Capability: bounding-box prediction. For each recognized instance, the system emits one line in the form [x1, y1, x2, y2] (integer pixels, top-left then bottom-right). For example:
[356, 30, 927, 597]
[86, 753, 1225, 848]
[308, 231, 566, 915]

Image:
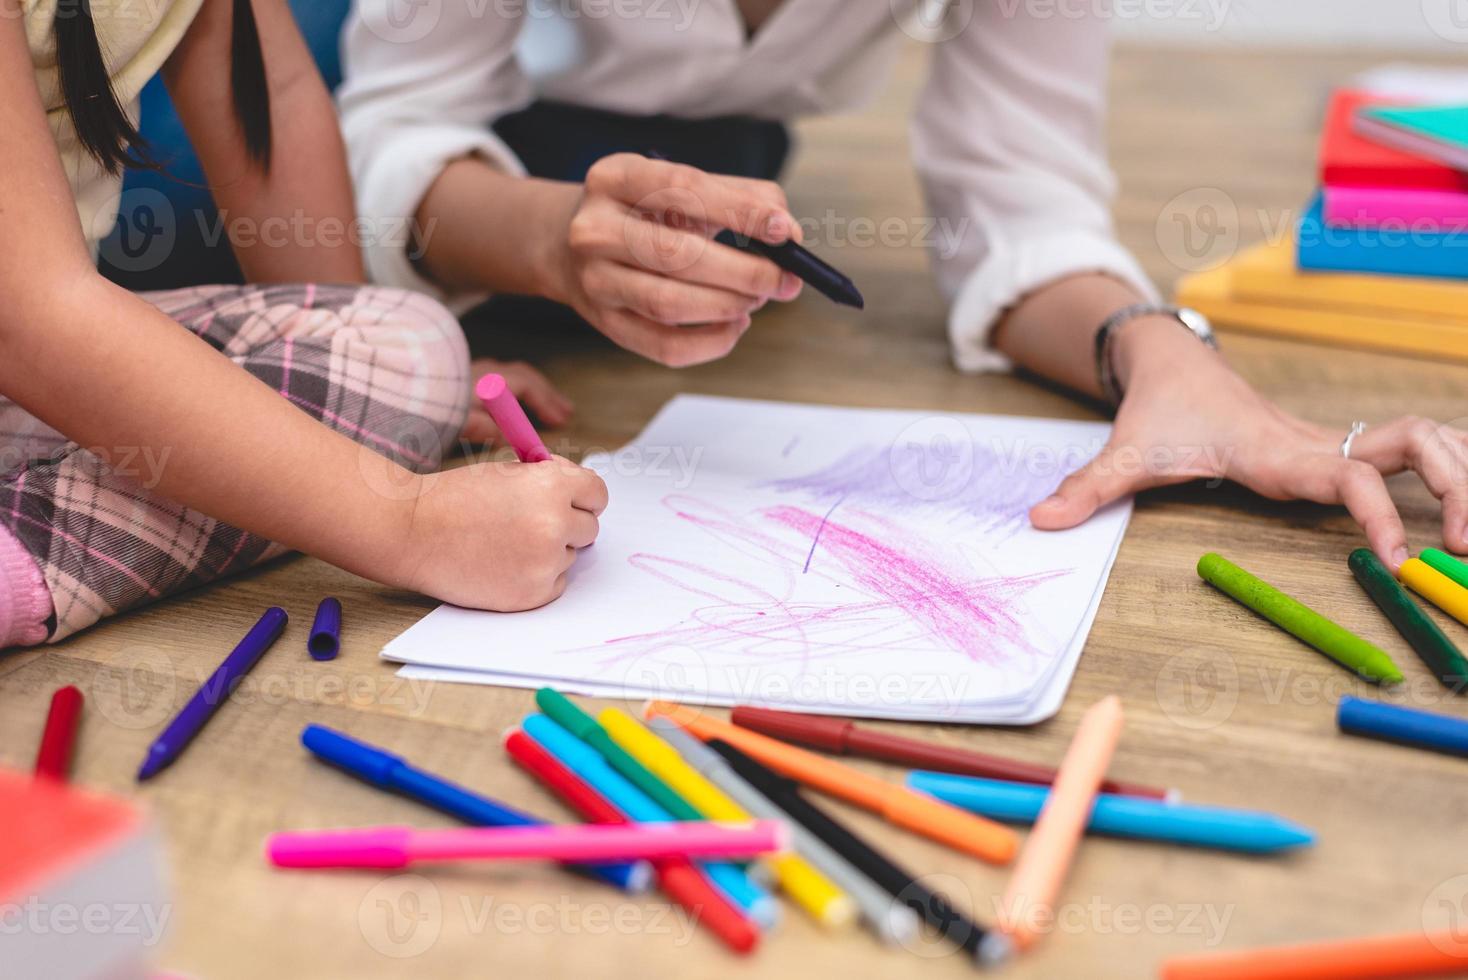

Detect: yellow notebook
[1229, 238, 1468, 326]
[1177, 261, 1468, 363]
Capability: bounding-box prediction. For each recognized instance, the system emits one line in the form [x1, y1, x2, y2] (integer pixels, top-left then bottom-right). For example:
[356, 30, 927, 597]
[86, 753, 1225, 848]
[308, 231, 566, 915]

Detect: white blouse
[338, 0, 1157, 371]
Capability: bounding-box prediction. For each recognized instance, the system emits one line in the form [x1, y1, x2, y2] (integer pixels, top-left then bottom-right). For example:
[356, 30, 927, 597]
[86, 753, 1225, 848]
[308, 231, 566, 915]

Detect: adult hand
[1030, 318, 1468, 570]
[544, 153, 804, 367]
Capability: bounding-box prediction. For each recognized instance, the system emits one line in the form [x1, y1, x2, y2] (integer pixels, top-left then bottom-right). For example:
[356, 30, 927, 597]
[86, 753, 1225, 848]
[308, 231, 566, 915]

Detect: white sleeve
[337, 0, 532, 308]
[910, 4, 1158, 373]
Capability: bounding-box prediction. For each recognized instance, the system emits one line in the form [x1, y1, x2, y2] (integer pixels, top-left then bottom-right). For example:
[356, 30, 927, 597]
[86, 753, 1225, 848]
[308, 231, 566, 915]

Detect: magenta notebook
[1323, 184, 1468, 229]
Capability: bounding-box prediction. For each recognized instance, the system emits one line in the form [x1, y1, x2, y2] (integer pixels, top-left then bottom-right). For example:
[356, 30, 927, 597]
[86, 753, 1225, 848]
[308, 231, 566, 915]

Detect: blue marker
[1338, 696, 1468, 758]
[522, 714, 779, 928]
[907, 771, 1315, 853]
[300, 725, 649, 892]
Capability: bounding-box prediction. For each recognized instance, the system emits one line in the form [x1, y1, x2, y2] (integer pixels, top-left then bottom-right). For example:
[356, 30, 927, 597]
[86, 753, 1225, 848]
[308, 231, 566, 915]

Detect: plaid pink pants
[0, 284, 470, 641]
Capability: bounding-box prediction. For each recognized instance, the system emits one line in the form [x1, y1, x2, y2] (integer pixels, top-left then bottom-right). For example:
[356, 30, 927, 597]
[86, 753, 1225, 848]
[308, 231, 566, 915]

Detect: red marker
[475, 374, 551, 463]
[730, 706, 1173, 802]
[503, 729, 759, 954]
[35, 686, 83, 782]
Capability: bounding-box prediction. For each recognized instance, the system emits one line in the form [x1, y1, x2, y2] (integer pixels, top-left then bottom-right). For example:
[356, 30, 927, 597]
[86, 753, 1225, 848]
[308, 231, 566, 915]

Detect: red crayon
[34, 686, 83, 782]
[730, 706, 1172, 802]
[503, 729, 759, 955]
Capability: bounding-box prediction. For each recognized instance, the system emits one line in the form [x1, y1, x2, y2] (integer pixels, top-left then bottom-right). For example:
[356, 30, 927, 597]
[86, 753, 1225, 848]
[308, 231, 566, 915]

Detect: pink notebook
[1324, 184, 1468, 229]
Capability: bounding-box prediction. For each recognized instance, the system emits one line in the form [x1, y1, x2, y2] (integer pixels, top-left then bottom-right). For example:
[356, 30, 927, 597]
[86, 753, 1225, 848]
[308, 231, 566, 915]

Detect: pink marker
[267, 820, 786, 870]
[476, 373, 551, 462]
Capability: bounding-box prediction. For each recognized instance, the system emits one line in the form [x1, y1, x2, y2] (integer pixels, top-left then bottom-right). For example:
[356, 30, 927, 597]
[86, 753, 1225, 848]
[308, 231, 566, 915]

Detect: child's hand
[397, 456, 608, 611]
[1029, 318, 1468, 571]
[462, 359, 574, 446]
[545, 153, 804, 367]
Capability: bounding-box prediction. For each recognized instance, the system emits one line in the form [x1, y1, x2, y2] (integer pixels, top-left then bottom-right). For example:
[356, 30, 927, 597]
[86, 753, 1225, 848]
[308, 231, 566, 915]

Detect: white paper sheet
[385, 396, 1132, 725]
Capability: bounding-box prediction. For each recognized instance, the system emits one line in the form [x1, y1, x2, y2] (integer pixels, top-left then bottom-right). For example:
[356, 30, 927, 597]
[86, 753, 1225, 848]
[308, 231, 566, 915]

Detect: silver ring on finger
[1341, 421, 1368, 460]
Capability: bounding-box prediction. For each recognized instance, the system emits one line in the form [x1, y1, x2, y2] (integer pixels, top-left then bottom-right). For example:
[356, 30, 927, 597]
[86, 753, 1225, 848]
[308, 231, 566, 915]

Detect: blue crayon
[301, 725, 649, 892]
[522, 714, 778, 928]
[1338, 696, 1468, 758]
[907, 771, 1315, 853]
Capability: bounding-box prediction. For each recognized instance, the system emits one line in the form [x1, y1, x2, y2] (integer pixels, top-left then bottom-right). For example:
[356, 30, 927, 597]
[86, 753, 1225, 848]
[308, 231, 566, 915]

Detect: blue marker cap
[308, 598, 343, 661]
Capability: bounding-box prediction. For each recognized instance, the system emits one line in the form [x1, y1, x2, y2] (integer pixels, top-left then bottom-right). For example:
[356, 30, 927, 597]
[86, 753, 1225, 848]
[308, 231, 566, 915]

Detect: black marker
[706, 738, 1011, 967]
[646, 151, 864, 309]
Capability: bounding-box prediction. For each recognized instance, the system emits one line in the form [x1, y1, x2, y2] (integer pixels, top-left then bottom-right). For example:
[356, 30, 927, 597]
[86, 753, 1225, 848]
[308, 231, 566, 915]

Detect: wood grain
[4, 43, 1468, 979]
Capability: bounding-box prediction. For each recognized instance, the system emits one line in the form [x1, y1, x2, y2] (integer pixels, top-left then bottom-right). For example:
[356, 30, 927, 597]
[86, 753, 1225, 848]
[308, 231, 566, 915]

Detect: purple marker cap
[308, 598, 342, 661]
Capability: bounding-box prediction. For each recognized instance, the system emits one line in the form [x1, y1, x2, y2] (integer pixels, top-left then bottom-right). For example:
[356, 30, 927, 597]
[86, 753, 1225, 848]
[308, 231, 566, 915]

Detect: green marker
[534, 688, 694, 817]
[1197, 553, 1404, 685]
[1422, 548, 1468, 592]
[1349, 549, 1468, 692]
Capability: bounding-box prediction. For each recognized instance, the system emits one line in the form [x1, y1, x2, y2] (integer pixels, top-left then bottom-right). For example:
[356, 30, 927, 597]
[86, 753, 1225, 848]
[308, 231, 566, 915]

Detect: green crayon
[534, 688, 695, 817]
[1197, 552, 1403, 685]
[1422, 548, 1468, 592]
[1349, 549, 1468, 692]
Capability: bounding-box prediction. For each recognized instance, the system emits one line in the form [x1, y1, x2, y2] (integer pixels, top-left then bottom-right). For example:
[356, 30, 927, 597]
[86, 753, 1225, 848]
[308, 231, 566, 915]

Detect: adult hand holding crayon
[545, 153, 807, 367]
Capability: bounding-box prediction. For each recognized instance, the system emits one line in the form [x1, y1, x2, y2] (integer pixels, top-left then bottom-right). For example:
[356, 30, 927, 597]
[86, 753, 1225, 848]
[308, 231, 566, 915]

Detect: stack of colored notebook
[1178, 89, 1468, 362]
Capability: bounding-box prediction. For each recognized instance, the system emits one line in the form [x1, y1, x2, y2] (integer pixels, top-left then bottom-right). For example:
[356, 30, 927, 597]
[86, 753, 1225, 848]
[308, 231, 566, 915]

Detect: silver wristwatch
[1093, 304, 1217, 407]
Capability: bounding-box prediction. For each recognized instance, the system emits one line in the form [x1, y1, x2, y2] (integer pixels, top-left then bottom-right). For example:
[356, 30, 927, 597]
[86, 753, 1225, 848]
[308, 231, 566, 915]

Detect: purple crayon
[137, 607, 288, 780]
[308, 598, 342, 661]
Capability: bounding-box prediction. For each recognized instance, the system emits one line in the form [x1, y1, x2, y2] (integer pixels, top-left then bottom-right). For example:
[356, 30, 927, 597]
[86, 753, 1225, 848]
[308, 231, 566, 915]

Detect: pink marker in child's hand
[476, 373, 552, 462]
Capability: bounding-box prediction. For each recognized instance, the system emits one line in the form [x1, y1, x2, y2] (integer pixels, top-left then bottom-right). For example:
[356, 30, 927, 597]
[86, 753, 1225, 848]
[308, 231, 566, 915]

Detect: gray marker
[648, 716, 920, 945]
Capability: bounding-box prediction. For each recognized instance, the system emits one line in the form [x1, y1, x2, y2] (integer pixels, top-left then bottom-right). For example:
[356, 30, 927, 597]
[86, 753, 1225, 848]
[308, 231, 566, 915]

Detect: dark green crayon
[1422, 548, 1468, 592]
[1350, 549, 1468, 692]
[1197, 552, 1404, 684]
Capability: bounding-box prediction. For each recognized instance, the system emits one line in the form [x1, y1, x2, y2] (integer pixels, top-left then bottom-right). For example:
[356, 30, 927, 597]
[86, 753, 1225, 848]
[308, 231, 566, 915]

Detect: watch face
[1176, 307, 1217, 345]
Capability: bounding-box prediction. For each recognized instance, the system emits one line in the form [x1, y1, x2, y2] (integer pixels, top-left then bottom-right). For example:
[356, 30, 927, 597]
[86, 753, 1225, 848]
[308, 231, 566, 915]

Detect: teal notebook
[1356, 106, 1468, 171]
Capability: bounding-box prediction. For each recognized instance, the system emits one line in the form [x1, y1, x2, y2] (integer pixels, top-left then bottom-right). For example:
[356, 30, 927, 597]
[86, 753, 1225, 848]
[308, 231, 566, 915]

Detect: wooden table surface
[5, 44, 1468, 980]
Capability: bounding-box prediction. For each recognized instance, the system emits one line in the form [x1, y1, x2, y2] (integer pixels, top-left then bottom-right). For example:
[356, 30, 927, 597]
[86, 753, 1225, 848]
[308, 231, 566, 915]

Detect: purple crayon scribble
[762, 440, 1072, 535]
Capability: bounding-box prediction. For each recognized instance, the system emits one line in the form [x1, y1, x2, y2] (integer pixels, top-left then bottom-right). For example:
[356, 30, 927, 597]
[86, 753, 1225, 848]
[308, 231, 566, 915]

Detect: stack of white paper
[386, 396, 1132, 725]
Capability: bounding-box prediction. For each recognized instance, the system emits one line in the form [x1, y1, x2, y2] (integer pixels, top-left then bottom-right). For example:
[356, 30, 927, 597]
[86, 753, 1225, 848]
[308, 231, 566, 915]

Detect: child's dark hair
[54, 0, 272, 174]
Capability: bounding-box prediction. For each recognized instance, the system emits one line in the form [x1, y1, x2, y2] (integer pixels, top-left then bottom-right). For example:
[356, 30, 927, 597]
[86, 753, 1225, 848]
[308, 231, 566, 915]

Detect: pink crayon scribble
[585, 494, 1069, 673]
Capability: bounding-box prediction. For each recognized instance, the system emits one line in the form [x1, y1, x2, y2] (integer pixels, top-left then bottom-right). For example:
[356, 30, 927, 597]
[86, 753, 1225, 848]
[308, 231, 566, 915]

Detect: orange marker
[1161, 930, 1468, 980]
[999, 696, 1123, 949]
[645, 702, 1017, 865]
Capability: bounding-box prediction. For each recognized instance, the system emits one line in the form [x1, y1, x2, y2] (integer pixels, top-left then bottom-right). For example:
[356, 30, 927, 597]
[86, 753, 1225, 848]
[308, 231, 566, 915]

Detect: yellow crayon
[1401, 557, 1468, 628]
[598, 708, 855, 929]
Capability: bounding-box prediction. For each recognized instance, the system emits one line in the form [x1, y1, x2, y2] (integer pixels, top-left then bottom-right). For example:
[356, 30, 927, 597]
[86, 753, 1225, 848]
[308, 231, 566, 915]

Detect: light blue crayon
[907, 771, 1315, 854]
[521, 714, 779, 927]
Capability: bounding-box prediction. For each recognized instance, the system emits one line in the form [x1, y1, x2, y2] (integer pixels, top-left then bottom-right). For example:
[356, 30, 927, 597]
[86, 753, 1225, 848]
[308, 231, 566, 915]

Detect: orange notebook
[0, 769, 166, 980]
[1176, 255, 1468, 363]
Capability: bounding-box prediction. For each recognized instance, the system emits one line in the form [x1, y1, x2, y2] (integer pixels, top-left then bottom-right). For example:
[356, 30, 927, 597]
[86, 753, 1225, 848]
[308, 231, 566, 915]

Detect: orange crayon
[1000, 696, 1124, 949]
[1161, 930, 1468, 980]
[645, 701, 1017, 865]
